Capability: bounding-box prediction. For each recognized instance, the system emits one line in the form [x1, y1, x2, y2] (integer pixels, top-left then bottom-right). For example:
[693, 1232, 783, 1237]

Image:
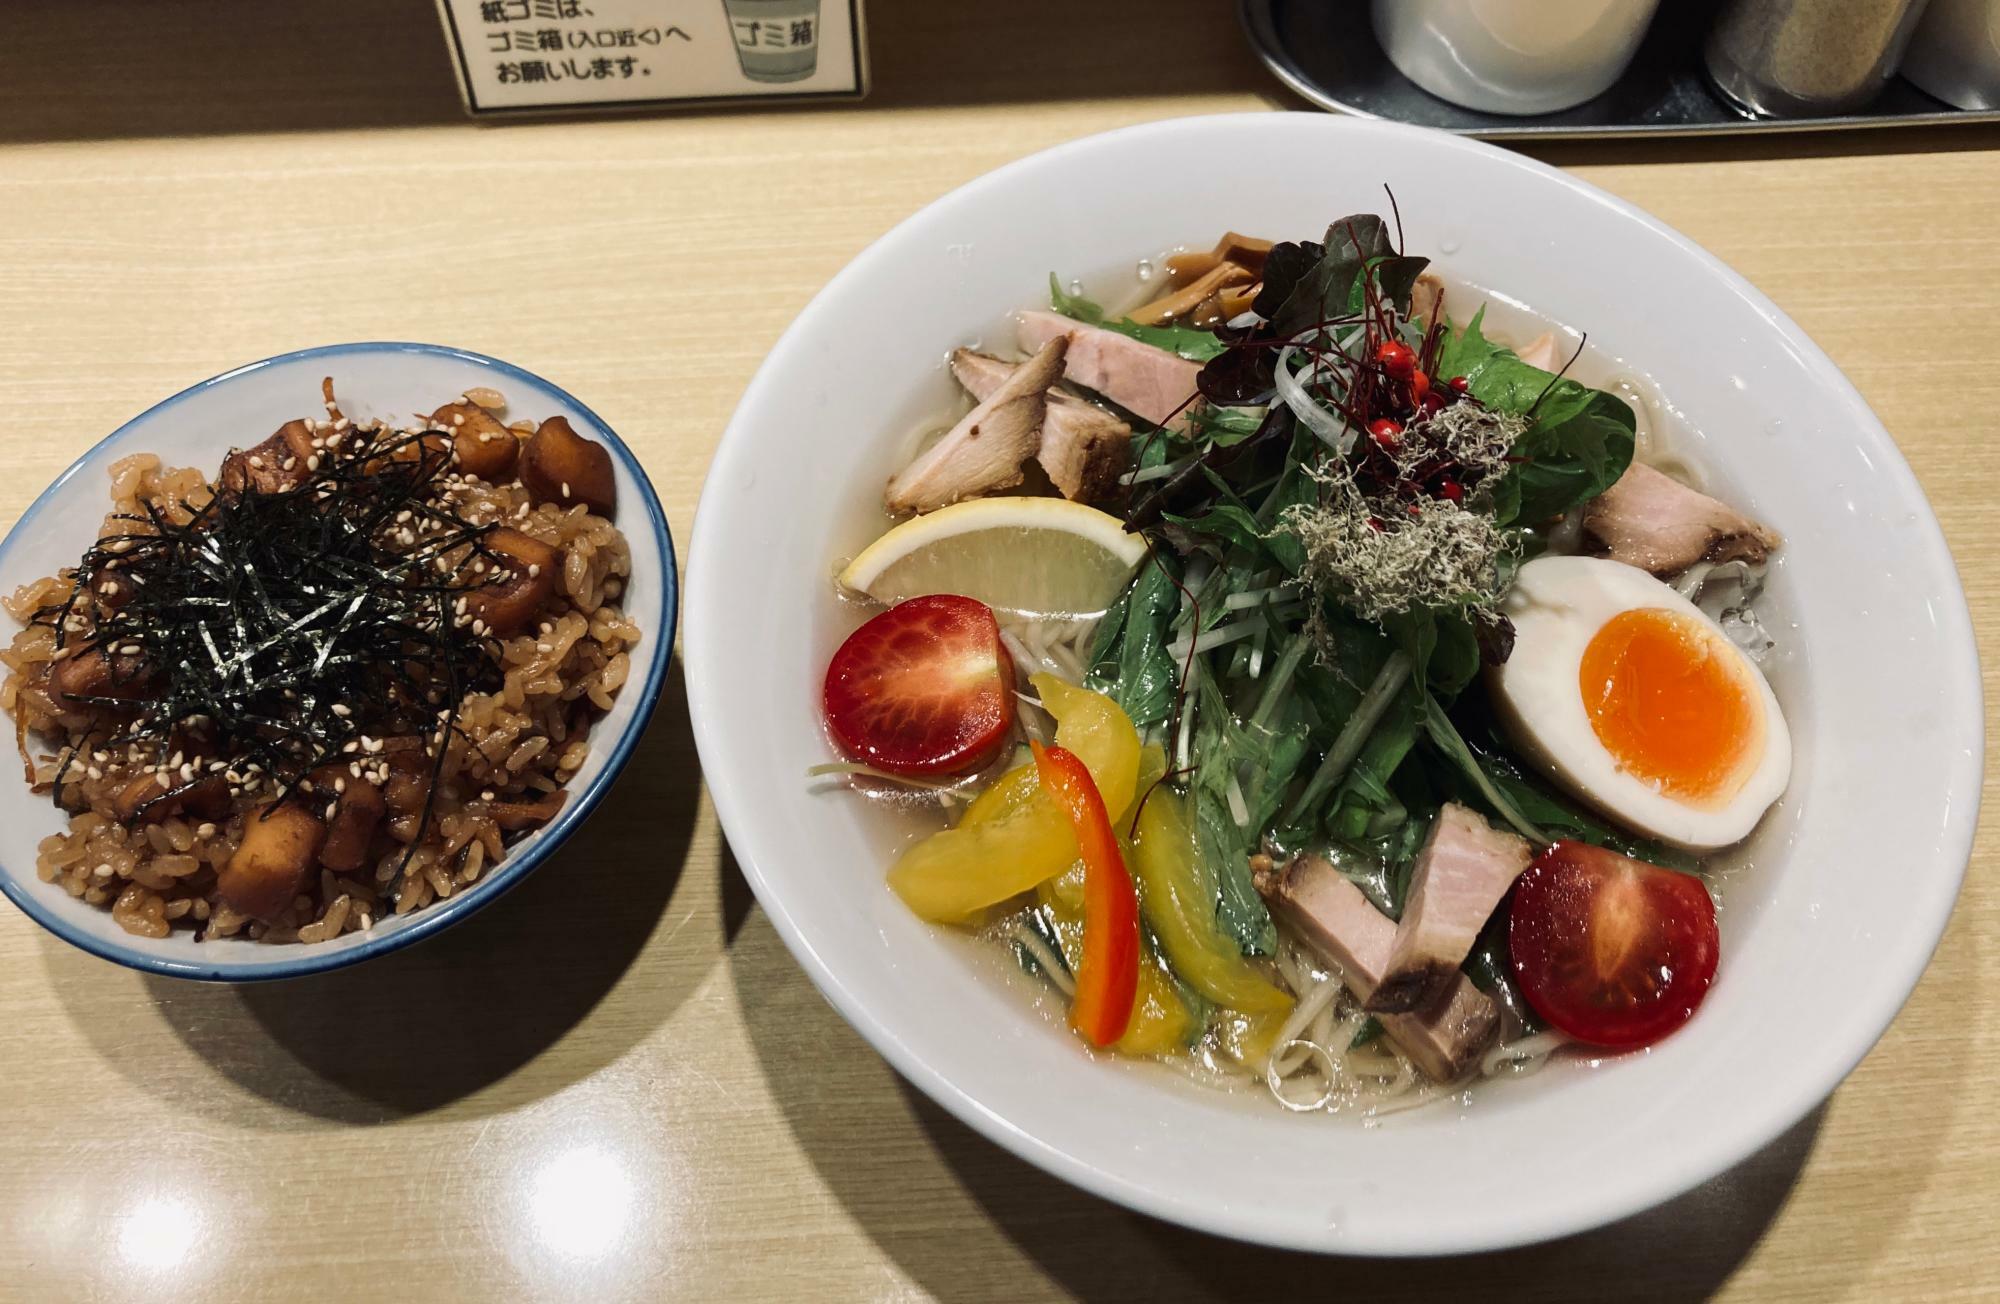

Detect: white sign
[435, 0, 865, 115]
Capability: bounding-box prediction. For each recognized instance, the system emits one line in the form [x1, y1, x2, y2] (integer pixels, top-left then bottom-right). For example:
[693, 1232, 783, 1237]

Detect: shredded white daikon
[1274, 344, 1353, 452]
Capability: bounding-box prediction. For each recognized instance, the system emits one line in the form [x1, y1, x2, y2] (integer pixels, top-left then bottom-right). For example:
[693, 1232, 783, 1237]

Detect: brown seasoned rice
[1, 398, 641, 945]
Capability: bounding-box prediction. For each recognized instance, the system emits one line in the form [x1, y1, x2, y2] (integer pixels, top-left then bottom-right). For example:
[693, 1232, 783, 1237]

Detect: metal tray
[1241, 0, 2000, 140]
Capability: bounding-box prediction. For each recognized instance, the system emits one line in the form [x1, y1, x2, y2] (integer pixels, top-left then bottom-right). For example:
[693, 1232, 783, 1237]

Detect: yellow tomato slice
[1039, 860, 1193, 1057]
[887, 674, 1139, 923]
[1129, 782, 1293, 1016]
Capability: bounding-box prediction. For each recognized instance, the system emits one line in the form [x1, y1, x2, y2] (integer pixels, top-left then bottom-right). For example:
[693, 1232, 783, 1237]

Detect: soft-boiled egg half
[1490, 555, 1790, 851]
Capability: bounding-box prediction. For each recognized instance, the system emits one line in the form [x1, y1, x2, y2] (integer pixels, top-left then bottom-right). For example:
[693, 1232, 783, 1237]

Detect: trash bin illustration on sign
[723, 0, 822, 82]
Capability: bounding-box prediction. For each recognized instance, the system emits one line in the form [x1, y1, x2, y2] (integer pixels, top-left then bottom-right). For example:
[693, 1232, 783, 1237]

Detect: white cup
[1372, 0, 1665, 116]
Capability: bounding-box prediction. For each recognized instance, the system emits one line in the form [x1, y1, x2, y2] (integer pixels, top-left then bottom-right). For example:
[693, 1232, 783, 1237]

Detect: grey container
[1705, 0, 1936, 115]
[1900, 0, 2000, 108]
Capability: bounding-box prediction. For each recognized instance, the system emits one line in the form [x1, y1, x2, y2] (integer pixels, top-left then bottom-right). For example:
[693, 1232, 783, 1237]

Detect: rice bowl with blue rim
[0, 343, 675, 982]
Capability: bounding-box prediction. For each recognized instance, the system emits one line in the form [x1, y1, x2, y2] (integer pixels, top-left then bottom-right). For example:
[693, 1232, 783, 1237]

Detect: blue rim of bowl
[0, 342, 678, 983]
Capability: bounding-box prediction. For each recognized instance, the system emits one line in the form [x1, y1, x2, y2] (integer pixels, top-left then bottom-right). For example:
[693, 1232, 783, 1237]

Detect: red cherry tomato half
[1508, 840, 1719, 1050]
[822, 594, 1016, 777]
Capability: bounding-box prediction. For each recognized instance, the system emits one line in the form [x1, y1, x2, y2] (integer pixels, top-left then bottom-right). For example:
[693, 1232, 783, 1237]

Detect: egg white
[1489, 555, 1791, 851]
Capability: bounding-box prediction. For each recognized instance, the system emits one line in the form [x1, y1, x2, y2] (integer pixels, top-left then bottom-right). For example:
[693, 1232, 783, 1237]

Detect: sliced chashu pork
[1411, 272, 1445, 327]
[884, 337, 1067, 514]
[1253, 852, 1499, 1081]
[949, 349, 1130, 503]
[1515, 331, 1562, 371]
[1580, 461, 1782, 578]
[1366, 803, 1534, 1015]
[1016, 310, 1201, 431]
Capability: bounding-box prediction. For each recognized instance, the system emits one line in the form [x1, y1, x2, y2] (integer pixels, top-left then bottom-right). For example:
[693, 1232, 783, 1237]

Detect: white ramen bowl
[685, 115, 1980, 1254]
[0, 344, 676, 982]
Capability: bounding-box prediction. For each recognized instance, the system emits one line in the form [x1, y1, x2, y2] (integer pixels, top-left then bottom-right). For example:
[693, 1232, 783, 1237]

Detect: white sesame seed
[196, 823, 217, 839]
[332, 703, 351, 717]
[93, 864, 113, 879]
[527, 564, 540, 577]
[560, 482, 570, 498]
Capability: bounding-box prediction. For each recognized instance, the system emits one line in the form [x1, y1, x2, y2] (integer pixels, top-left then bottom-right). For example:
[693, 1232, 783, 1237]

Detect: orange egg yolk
[1579, 607, 1761, 806]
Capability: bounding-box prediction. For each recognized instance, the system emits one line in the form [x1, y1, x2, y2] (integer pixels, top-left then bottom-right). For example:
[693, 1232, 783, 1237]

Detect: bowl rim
[686, 112, 1983, 1253]
[0, 341, 678, 983]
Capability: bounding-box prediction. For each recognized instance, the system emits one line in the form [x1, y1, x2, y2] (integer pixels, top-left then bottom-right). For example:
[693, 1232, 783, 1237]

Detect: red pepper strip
[1029, 739, 1140, 1048]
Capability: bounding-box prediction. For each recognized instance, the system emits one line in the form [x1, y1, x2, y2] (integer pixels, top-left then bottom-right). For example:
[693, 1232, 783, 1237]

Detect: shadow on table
[723, 855, 1960, 1304]
[0, 0, 467, 144]
[50, 661, 704, 1126]
[887, 1088, 1824, 1304]
[861, 0, 1273, 112]
[0, 0, 1276, 146]
[10, 0, 1994, 166]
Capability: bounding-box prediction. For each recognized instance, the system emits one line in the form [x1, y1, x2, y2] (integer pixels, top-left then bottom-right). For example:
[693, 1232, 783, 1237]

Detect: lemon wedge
[839, 498, 1150, 620]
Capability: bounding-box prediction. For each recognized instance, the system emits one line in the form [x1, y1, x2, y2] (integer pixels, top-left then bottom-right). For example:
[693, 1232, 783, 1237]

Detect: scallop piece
[520, 416, 616, 517]
[218, 803, 327, 922]
[465, 528, 562, 637]
[432, 402, 521, 482]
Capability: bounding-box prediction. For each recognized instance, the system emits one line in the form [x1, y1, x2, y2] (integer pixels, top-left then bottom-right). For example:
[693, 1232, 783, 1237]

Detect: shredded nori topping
[34, 414, 513, 867]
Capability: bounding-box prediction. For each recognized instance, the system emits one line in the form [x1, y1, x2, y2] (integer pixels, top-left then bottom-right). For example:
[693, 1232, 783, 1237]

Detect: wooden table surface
[2, 3, 1996, 1300]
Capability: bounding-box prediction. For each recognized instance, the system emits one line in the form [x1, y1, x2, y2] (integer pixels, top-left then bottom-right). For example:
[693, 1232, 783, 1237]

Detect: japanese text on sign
[435, 0, 864, 113]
